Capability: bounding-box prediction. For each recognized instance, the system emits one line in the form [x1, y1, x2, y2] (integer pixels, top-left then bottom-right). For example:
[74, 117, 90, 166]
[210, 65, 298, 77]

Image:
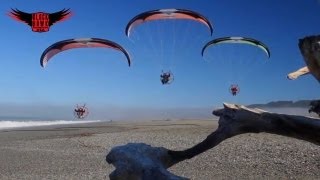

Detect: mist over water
[0, 105, 317, 130]
[256, 107, 318, 117]
[0, 120, 101, 130]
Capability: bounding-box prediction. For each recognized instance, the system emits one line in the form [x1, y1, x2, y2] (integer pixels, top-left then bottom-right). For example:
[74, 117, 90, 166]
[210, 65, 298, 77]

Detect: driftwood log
[106, 103, 320, 179]
[168, 103, 320, 163]
[309, 100, 320, 117]
[287, 35, 320, 116]
[106, 143, 188, 180]
[287, 35, 320, 82]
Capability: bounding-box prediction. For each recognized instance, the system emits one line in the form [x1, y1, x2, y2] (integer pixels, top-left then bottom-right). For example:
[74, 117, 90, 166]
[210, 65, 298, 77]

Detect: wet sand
[0, 119, 320, 180]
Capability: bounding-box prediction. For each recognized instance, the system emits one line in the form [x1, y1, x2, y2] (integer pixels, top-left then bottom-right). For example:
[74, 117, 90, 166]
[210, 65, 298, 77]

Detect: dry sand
[0, 119, 320, 180]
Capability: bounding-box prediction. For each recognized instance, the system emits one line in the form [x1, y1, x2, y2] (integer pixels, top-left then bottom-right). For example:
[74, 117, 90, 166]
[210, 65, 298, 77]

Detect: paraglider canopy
[40, 38, 131, 68]
[201, 36, 271, 58]
[125, 8, 213, 37]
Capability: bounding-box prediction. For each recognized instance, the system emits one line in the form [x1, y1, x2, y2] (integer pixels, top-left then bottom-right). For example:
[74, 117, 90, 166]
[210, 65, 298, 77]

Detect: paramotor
[74, 104, 89, 119]
[160, 71, 174, 85]
[229, 84, 240, 96]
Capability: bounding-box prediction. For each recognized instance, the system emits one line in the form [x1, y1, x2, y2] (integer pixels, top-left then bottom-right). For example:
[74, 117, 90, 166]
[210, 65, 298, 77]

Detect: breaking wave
[0, 120, 101, 130]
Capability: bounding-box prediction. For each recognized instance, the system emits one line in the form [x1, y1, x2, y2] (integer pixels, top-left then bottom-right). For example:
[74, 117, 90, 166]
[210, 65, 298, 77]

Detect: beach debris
[168, 103, 320, 165]
[309, 100, 320, 117]
[287, 66, 310, 80]
[106, 143, 188, 180]
[106, 103, 320, 179]
[287, 35, 320, 82]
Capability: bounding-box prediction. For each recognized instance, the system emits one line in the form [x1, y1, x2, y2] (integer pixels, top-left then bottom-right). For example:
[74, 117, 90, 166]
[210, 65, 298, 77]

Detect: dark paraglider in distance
[160, 70, 174, 85]
[229, 84, 240, 96]
[74, 104, 89, 119]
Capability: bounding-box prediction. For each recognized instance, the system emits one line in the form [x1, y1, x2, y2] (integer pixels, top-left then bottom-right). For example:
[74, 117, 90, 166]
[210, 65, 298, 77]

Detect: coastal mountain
[247, 100, 312, 108]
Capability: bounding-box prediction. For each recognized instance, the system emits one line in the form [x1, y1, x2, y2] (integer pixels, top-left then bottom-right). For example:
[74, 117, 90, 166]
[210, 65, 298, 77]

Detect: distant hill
[247, 100, 312, 108]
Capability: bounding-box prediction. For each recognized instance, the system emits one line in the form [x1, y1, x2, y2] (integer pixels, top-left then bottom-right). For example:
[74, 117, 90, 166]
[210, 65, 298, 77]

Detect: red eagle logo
[8, 8, 72, 32]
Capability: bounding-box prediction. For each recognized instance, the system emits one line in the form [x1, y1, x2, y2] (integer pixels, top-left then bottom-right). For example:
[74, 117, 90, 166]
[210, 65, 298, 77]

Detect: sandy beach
[0, 119, 320, 180]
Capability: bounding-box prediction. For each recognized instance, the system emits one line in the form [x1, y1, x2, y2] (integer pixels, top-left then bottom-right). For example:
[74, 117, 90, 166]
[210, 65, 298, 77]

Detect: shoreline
[0, 119, 319, 179]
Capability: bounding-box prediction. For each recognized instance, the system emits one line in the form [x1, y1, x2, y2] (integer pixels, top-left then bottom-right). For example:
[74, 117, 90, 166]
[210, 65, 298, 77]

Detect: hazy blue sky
[0, 0, 319, 119]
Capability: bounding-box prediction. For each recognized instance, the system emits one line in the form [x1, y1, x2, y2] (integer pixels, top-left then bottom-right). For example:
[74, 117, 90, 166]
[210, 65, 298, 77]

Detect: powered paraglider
[126, 8, 213, 85]
[160, 71, 174, 85]
[201, 36, 270, 96]
[229, 84, 240, 96]
[74, 104, 89, 119]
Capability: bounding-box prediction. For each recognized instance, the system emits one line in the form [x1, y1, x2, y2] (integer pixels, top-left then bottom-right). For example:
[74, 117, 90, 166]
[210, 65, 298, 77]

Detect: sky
[0, 0, 319, 120]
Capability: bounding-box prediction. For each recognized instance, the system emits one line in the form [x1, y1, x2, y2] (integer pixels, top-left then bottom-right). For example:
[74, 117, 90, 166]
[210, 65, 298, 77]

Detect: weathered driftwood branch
[106, 143, 188, 180]
[287, 66, 310, 80]
[287, 35, 320, 82]
[168, 103, 320, 164]
[287, 35, 320, 116]
[309, 100, 320, 117]
[106, 103, 320, 179]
